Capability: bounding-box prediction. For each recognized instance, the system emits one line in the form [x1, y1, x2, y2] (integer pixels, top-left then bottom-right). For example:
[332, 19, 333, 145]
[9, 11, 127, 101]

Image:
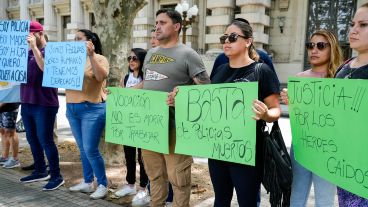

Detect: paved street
[0, 94, 339, 207]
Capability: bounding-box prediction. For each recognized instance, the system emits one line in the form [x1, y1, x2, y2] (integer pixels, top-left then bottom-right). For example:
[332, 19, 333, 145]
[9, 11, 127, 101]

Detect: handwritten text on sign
[288, 77, 368, 199]
[175, 83, 257, 165]
[0, 20, 29, 83]
[43, 42, 86, 90]
[105, 87, 169, 154]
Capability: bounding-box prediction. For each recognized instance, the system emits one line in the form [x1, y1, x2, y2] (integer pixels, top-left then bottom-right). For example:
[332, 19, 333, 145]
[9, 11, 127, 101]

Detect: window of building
[304, 0, 357, 69]
[36, 18, 44, 25]
[62, 15, 71, 41]
[161, 4, 176, 10]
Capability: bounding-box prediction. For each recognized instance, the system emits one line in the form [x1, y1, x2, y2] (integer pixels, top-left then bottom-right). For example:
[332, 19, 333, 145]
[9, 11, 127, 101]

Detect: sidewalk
[0, 168, 121, 207]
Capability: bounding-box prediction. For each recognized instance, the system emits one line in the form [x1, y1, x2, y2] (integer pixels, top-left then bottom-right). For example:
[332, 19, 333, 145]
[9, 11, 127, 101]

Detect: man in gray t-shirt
[142, 9, 210, 207]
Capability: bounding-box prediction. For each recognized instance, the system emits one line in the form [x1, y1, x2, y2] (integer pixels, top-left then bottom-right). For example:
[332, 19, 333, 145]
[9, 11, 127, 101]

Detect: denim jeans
[290, 146, 336, 207]
[21, 103, 61, 179]
[66, 102, 107, 187]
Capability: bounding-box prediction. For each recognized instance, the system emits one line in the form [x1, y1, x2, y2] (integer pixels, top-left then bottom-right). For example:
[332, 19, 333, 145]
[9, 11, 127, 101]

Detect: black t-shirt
[0, 103, 20, 113]
[211, 62, 280, 172]
[211, 62, 280, 101]
[335, 59, 368, 79]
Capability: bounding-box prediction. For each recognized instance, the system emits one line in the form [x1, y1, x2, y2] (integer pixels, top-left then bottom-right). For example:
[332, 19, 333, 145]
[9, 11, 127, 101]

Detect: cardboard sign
[175, 82, 258, 165]
[289, 77, 368, 199]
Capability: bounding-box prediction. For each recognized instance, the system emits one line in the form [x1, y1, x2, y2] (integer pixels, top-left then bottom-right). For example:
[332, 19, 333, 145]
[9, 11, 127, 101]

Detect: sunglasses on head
[220, 33, 247, 44]
[127, 56, 138, 61]
[305, 42, 330, 50]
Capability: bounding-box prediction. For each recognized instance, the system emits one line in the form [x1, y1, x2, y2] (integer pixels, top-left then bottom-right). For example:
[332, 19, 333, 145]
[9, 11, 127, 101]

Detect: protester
[208, 20, 280, 206]
[210, 18, 276, 80]
[0, 102, 20, 168]
[67, 29, 109, 199]
[142, 9, 210, 207]
[20, 33, 57, 172]
[19, 21, 64, 191]
[114, 48, 150, 206]
[333, 3, 368, 206]
[281, 29, 343, 206]
[150, 28, 159, 48]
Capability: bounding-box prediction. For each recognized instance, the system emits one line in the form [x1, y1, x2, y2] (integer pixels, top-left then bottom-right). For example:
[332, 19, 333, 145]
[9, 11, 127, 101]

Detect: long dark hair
[129, 48, 146, 79]
[78, 29, 103, 55]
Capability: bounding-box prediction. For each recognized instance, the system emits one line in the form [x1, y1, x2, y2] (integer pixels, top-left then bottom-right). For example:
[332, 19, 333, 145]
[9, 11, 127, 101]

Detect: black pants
[124, 146, 148, 188]
[208, 159, 260, 207]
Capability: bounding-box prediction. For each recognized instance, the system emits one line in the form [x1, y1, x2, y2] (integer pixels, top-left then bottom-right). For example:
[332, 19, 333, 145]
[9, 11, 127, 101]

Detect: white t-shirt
[125, 72, 143, 88]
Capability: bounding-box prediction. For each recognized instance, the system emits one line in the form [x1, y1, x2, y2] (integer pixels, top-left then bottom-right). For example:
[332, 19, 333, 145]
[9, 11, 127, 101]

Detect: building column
[0, 1, 8, 19]
[236, 0, 271, 48]
[132, 1, 155, 50]
[66, 0, 85, 40]
[44, 0, 57, 41]
[19, 0, 30, 20]
[205, 0, 234, 54]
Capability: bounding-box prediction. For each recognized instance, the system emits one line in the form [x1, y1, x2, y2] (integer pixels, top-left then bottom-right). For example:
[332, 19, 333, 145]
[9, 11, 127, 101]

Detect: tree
[91, 0, 147, 164]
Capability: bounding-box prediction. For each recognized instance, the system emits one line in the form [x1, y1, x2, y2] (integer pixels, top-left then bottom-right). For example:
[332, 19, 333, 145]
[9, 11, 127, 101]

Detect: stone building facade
[0, 0, 365, 83]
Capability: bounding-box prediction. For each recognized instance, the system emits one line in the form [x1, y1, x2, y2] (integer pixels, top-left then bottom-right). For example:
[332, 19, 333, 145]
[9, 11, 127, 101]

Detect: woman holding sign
[115, 48, 150, 206]
[333, 3, 368, 206]
[281, 30, 343, 207]
[66, 29, 109, 200]
[208, 20, 281, 206]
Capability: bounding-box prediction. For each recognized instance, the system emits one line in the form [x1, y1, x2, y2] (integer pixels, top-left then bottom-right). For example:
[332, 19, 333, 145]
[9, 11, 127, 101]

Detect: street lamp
[175, 0, 198, 44]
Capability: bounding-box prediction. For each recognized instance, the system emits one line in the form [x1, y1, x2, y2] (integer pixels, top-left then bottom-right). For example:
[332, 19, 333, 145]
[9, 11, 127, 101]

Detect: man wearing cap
[18, 21, 64, 191]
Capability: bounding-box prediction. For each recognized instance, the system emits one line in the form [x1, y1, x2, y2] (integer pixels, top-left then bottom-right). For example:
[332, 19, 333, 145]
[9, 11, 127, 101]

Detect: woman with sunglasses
[115, 48, 150, 206]
[210, 20, 280, 206]
[281, 30, 343, 206]
[333, 3, 368, 206]
[66, 29, 109, 199]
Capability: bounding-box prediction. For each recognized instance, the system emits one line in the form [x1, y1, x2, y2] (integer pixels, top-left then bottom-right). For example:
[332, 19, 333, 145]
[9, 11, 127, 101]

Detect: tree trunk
[92, 0, 147, 165]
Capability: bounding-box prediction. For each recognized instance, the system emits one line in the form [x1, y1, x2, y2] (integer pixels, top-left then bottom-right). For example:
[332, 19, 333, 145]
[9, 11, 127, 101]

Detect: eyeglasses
[305, 42, 330, 50]
[127, 56, 138, 61]
[220, 33, 247, 44]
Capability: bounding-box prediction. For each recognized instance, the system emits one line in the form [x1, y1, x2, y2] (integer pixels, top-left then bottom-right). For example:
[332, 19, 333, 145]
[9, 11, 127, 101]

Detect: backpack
[254, 63, 292, 207]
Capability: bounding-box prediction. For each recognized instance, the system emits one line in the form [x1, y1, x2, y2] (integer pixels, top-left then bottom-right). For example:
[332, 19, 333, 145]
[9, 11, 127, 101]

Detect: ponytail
[249, 44, 259, 61]
[78, 29, 103, 55]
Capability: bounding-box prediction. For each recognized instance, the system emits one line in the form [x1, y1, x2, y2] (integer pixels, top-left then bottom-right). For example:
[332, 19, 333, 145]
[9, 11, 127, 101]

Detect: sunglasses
[220, 33, 247, 44]
[127, 56, 138, 61]
[305, 42, 330, 50]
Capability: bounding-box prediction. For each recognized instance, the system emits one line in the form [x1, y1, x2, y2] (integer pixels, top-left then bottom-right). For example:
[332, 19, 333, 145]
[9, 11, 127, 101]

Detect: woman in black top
[210, 20, 281, 207]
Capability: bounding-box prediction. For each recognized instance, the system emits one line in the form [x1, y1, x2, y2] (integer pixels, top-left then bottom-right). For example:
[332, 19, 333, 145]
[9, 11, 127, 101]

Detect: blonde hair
[310, 30, 343, 78]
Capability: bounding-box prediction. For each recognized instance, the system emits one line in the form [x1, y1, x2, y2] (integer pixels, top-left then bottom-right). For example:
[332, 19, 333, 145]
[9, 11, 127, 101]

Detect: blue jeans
[21, 103, 61, 179]
[66, 102, 107, 187]
[290, 147, 336, 207]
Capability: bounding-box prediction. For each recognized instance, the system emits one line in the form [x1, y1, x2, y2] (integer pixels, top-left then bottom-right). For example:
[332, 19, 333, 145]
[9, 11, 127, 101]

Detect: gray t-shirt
[143, 44, 206, 92]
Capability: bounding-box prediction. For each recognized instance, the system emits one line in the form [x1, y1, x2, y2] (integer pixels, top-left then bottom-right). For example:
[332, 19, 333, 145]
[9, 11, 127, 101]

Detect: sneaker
[3, 157, 20, 168]
[0, 157, 8, 164]
[90, 184, 108, 199]
[115, 184, 137, 197]
[21, 163, 35, 171]
[43, 177, 65, 191]
[20, 172, 50, 183]
[69, 181, 94, 193]
[132, 190, 150, 206]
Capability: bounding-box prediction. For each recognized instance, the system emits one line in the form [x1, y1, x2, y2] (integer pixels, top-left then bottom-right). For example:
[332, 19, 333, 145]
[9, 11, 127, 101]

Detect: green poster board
[175, 82, 258, 165]
[289, 77, 368, 199]
[105, 87, 169, 154]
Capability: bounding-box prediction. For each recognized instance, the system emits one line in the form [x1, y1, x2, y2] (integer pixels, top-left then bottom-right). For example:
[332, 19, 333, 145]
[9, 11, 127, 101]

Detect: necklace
[344, 66, 359, 79]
